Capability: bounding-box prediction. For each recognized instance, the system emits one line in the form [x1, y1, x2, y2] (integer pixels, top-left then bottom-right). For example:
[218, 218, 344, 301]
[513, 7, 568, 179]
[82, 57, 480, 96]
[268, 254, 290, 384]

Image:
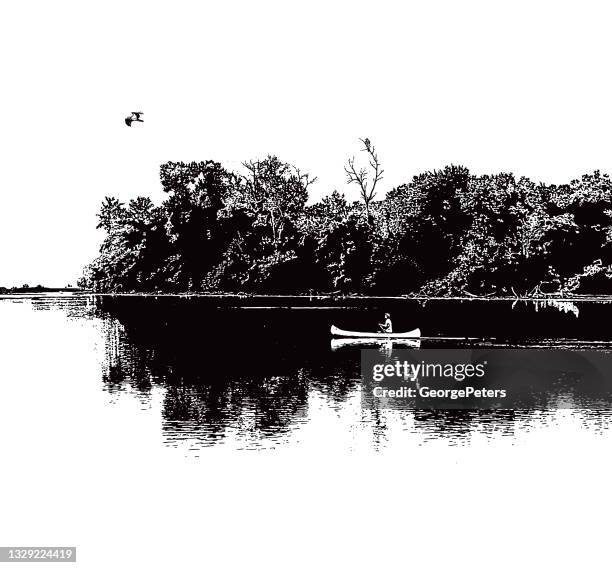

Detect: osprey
[125, 112, 144, 127]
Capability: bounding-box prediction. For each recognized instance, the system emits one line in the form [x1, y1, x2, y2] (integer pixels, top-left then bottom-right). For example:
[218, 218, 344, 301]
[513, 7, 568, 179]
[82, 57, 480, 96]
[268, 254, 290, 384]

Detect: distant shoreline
[3, 290, 612, 302]
[0, 287, 85, 294]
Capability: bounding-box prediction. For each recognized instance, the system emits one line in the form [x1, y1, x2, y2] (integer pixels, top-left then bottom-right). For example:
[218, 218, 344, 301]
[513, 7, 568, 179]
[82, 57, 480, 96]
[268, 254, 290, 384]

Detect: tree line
[80, 140, 612, 296]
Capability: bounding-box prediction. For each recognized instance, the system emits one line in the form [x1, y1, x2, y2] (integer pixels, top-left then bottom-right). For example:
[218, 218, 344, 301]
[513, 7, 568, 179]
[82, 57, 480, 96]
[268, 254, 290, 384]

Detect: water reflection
[97, 308, 360, 449]
[330, 338, 421, 351]
[92, 296, 612, 449]
[9, 294, 612, 451]
[512, 298, 580, 317]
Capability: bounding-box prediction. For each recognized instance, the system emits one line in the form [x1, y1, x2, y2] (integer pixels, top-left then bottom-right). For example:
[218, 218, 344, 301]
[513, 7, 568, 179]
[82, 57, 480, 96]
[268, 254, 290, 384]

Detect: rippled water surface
[2, 293, 612, 453]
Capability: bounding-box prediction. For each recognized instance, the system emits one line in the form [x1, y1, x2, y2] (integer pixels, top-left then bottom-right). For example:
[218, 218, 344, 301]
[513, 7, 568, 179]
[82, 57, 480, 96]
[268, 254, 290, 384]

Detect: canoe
[331, 338, 421, 350]
[330, 325, 421, 339]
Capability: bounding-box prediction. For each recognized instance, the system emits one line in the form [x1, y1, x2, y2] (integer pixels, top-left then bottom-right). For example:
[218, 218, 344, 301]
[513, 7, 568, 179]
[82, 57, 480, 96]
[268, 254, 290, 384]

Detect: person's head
[384, 313, 390, 319]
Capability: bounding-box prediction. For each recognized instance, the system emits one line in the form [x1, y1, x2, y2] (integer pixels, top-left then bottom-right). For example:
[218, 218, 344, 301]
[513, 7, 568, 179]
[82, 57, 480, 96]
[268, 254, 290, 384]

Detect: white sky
[2, 0, 612, 286]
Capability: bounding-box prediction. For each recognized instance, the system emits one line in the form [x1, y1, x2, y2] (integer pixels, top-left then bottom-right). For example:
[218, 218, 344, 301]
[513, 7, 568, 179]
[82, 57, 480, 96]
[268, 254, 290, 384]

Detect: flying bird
[125, 111, 144, 127]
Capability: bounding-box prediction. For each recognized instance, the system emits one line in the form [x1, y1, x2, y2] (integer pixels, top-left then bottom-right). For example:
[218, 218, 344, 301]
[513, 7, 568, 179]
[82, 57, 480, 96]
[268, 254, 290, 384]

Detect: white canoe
[330, 325, 421, 339]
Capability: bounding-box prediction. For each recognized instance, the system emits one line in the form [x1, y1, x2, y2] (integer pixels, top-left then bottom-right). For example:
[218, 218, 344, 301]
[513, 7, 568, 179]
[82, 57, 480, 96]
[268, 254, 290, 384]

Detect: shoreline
[2, 291, 612, 302]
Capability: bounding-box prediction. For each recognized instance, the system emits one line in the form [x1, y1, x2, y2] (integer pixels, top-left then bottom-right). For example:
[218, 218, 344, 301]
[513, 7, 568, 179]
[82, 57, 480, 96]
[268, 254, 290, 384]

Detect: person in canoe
[378, 313, 392, 333]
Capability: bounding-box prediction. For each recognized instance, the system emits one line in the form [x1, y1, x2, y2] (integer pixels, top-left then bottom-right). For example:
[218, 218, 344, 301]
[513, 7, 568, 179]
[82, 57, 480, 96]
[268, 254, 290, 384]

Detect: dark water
[5, 293, 612, 451]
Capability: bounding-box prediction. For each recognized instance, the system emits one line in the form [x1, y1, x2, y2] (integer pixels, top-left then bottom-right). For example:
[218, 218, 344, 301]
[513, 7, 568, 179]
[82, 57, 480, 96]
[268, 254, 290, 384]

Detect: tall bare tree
[344, 137, 384, 219]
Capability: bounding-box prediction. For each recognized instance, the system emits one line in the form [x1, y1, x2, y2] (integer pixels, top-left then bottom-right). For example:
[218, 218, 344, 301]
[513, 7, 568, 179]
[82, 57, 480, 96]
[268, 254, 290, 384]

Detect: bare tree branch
[293, 166, 318, 191]
[345, 138, 384, 219]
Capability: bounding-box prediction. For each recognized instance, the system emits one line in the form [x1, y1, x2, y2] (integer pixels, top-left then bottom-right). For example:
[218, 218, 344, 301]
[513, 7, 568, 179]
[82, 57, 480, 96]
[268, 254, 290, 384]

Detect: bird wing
[133, 112, 143, 118]
[125, 118, 132, 126]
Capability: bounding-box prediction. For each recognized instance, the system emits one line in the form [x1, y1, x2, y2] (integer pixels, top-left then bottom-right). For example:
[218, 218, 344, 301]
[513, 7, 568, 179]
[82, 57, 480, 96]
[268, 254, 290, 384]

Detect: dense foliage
[81, 156, 612, 296]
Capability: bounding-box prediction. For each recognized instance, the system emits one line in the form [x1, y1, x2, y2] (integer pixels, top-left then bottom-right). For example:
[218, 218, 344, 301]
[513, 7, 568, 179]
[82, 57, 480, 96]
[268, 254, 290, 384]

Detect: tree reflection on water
[94, 296, 612, 449]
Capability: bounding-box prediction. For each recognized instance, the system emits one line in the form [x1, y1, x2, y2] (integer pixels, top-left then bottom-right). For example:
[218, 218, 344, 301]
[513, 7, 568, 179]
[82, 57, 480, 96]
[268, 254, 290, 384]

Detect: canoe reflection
[330, 338, 421, 351]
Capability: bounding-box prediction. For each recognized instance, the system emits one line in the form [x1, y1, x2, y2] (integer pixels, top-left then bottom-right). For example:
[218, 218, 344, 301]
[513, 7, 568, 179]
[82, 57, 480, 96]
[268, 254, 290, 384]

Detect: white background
[2, 2, 612, 566]
[2, 0, 612, 286]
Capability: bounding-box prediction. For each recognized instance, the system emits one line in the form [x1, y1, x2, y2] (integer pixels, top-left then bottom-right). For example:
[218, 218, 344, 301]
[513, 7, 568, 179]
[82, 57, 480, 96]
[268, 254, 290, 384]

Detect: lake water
[2, 293, 612, 453]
